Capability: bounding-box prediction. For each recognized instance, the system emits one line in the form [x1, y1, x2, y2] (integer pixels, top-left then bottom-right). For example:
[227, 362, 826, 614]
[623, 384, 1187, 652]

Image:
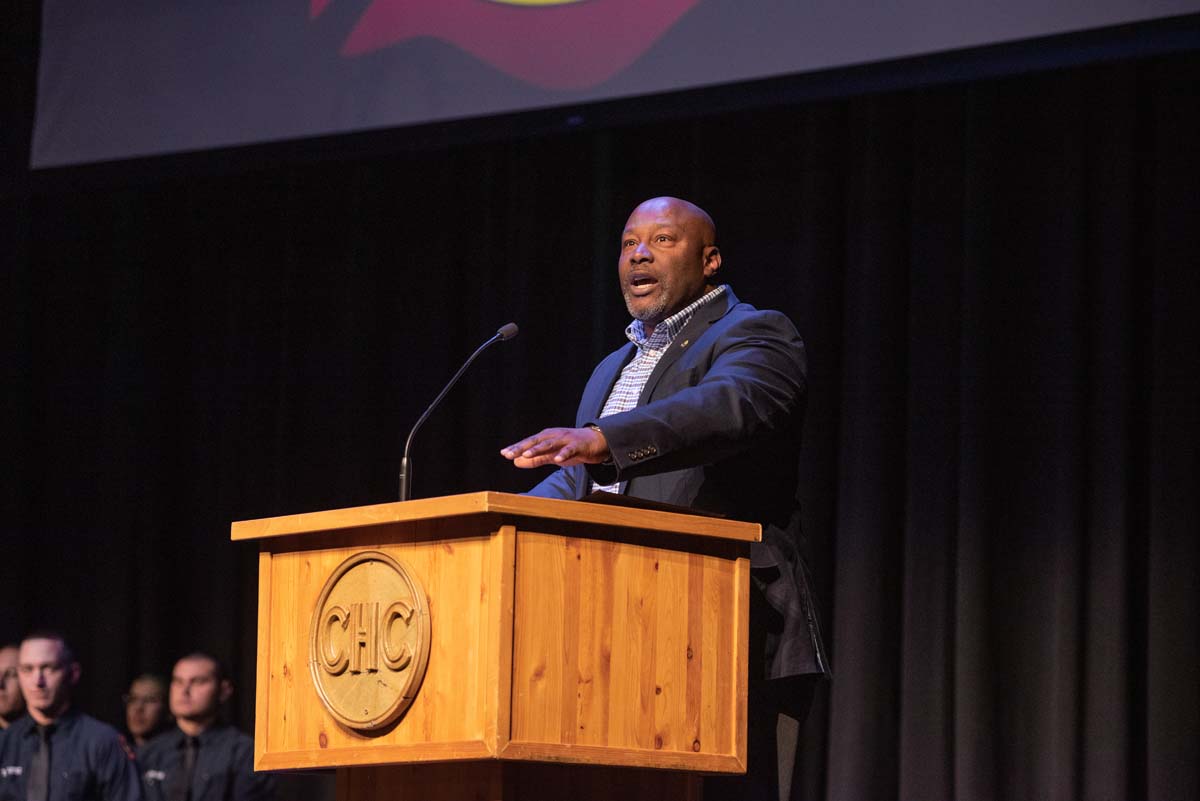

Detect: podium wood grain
[238, 492, 753, 784]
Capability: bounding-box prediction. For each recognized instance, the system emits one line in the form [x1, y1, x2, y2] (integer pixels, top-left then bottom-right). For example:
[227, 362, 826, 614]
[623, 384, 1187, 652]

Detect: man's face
[0, 647, 24, 722]
[17, 638, 79, 723]
[125, 677, 167, 739]
[169, 657, 227, 722]
[618, 197, 720, 329]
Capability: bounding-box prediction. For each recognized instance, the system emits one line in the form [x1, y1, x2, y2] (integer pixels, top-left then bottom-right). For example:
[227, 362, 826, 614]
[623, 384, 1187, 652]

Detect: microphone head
[497, 322, 519, 341]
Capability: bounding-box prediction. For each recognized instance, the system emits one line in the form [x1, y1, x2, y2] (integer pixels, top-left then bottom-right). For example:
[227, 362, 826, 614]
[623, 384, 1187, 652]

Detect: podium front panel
[254, 518, 515, 770]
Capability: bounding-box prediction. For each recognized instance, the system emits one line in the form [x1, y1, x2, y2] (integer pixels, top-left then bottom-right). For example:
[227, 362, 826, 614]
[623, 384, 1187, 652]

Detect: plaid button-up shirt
[591, 284, 728, 493]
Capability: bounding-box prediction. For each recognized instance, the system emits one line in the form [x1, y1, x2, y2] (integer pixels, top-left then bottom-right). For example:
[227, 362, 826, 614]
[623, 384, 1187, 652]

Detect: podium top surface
[230, 491, 760, 544]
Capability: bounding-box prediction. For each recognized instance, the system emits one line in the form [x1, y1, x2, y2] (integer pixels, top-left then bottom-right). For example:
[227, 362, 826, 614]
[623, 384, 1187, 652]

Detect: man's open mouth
[628, 275, 658, 296]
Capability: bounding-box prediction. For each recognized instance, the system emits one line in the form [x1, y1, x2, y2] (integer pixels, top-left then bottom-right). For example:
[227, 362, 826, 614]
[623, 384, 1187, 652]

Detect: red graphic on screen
[311, 0, 700, 90]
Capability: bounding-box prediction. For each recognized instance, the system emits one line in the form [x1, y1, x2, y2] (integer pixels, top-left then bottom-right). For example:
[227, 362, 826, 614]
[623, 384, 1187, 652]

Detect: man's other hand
[500, 426, 610, 468]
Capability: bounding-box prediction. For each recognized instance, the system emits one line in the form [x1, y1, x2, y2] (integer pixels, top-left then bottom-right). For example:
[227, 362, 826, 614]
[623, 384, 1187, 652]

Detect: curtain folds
[4, 34, 1197, 800]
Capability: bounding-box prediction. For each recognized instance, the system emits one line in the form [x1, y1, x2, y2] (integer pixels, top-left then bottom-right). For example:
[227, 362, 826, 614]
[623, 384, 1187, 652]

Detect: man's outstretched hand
[500, 426, 610, 469]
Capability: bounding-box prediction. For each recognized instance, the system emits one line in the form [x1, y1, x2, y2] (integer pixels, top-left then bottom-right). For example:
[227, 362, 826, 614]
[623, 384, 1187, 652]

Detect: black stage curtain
[2, 12, 1197, 799]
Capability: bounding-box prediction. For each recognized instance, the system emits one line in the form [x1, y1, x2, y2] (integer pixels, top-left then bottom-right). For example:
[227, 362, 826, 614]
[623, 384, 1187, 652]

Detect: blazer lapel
[638, 288, 737, 404]
[574, 342, 635, 500]
[582, 342, 636, 420]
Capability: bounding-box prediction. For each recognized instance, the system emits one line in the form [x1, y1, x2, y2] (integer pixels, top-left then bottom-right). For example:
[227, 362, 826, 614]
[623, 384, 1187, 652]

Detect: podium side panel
[255, 550, 272, 770]
[510, 528, 747, 772]
[733, 548, 749, 770]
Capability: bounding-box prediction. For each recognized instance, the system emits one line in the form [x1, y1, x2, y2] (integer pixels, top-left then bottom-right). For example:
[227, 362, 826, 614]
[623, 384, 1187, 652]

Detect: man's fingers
[521, 435, 563, 457]
[512, 452, 561, 469]
[502, 426, 606, 468]
[501, 429, 566, 460]
[501, 432, 549, 458]
[500, 441, 526, 459]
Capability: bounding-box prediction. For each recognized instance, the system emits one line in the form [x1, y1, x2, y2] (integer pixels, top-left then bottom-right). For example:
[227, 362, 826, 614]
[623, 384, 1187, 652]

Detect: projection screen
[31, 0, 1200, 167]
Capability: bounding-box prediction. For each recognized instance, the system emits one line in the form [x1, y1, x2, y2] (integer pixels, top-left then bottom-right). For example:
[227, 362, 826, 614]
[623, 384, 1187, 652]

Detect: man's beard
[622, 284, 671, 322]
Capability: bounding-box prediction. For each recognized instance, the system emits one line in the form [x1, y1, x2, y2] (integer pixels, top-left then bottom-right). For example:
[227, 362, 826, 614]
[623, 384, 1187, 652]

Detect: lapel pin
[680, 339, 689, 348]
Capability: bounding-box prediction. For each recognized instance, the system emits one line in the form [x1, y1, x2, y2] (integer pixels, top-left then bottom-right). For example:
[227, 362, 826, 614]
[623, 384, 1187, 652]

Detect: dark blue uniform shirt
[137, 725, 272, 801]
[0, 710, 143, 801]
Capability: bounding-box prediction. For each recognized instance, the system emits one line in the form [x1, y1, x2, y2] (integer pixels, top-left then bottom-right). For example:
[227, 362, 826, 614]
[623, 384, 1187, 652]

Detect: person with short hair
[0, 645, 25, 730]
[137, 653, 273, 801]
[123, 674, 170, 748]
[502, 197, 828, 801]
[0, 631, 143, 801]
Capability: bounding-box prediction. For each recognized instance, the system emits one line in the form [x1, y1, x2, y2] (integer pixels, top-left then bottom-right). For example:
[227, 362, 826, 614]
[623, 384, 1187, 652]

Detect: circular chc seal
[308, 551, 431, 731]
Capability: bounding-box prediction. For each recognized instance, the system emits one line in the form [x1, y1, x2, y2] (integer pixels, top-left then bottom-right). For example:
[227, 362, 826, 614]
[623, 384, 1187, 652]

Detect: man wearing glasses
[122, 675, 170, 749]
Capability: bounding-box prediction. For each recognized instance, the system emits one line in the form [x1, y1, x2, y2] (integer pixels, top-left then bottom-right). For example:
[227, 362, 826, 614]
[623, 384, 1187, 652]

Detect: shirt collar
[626, 284, 727, 349]
[172, 723, 226, 748]
[20, 708, 79, 738]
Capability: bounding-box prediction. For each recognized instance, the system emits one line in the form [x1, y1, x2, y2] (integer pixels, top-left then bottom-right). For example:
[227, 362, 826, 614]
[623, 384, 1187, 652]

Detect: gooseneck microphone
[398, 323, 519, 501]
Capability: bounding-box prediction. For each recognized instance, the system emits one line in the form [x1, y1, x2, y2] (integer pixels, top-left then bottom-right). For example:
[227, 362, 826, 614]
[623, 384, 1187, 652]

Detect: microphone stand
[399, 324, 518, 501]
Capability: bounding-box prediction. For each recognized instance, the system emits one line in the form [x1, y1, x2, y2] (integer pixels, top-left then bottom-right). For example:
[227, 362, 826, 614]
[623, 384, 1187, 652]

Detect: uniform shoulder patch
[117, 734, 136, 761]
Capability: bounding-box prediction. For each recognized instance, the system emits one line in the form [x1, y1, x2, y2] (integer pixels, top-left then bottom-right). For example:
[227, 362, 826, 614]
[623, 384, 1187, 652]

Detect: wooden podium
[231, 492, 758, 800]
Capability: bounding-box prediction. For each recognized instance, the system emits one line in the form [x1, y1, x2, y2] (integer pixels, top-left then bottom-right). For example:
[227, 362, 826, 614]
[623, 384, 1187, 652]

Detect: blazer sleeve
[585, 309, 806, 485]
[526, 465, 581, 499]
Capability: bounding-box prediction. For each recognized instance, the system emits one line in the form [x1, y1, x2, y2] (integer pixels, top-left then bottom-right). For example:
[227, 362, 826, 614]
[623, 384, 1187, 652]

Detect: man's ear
[68, 662, 82, 688]
[703, 245, 722, 279]
[218, 679, 234, 704]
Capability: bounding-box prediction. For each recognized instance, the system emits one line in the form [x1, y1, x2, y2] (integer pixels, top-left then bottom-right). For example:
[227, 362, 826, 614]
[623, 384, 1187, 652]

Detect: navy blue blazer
[530, 288, 828, 679]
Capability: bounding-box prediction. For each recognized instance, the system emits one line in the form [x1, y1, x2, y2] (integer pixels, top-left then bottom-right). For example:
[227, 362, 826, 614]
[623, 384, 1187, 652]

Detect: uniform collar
[170, 722, 227, 748]
[18, 707, 80, 739]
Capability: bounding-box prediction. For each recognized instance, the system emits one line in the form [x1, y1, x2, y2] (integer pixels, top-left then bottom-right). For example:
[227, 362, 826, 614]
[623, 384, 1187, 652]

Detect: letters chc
[318, 600, 417, 675]
[308, 551, 431, 731]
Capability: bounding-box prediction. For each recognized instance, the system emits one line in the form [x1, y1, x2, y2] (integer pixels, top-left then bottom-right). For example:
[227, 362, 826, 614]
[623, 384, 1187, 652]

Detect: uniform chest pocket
[0, 770, 24, 801]
[194, 770, 226, 801]
[60, 769, 91, 801]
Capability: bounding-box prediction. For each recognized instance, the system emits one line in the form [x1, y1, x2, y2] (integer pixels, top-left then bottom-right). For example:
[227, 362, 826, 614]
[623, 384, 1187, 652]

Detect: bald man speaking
[502, 197, 828, 801]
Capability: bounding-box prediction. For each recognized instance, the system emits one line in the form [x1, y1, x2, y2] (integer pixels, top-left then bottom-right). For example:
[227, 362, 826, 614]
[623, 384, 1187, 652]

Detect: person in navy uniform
[121, 675, 169, 750]
[0, 645, 25, 731]
[137, 653, 272, 801]
[0, 631, 143, 801]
